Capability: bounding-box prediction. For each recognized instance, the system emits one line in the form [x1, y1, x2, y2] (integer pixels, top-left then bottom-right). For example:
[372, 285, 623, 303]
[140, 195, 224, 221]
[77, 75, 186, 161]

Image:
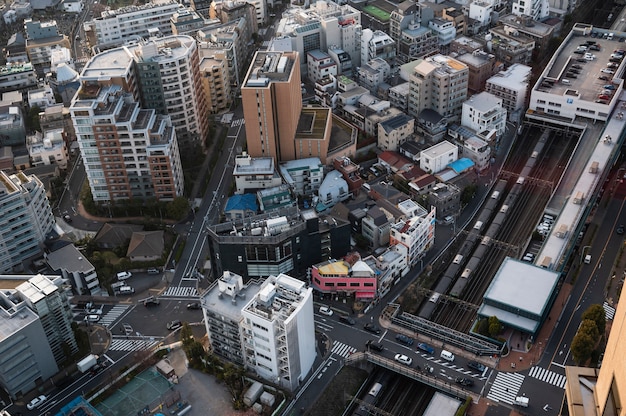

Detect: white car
[601, 68, 615, 74]
[319, 306, 333, 316]
[116, 271, 132, 280]
[27, 395, 47, 410]
[394, 354, 413, 366]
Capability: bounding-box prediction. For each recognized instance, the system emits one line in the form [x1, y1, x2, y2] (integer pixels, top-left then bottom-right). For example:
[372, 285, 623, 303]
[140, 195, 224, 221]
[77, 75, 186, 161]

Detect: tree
[461, 184, 478, 205]
[166, 197, 190, 220]
[571, 330, 595, 365]
[581, 304, 606, 337]
[27, 105, 42, 132]
[578, 319, 600, 342]
[488, 316, 502, 338]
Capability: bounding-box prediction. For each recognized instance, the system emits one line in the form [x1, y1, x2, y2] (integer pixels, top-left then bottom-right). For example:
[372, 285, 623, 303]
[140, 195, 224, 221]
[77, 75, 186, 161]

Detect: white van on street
[440, 350, 455, 362]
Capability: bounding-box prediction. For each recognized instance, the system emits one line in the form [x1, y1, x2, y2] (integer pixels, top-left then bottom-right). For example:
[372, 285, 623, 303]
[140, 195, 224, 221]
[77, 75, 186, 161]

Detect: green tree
[581, 304, 606, 337]
[488, 316, 502, 337]
[27, 105, 42, 132]
[166, 197, 190, 220]
[578, 319, 600, 342]
[571, 330, 595, 365]
[477, 318, 489, 336]
[461, 184, 478, 205]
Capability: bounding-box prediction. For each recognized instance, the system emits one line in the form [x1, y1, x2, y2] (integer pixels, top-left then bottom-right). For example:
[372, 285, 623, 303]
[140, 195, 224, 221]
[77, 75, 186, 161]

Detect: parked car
[319, 306, 333, 316]
[116, 271, 132, 280]
[27, 395, 47, 410]
[467, 361, 487, 372]
[167, 320, 182, 330]
[147, 267, 160, 274]
[364, 323, 381, 334]
[186, 302, 201, 310]
[598, 94, 610, 100]
[522, 253, 535, 262]
[601, 68, 615, 74]
[395, 334, 414, 346]
[62, 214, 72, 223]
[455, 377, 474, 387]
[394, 354, 413, 366]
[607, 63, 619, 69]
[604, 85, 616, 90]
[417, 342, 435, 355]
[366, 340, 384, 352]
[339, 315, 356, 325]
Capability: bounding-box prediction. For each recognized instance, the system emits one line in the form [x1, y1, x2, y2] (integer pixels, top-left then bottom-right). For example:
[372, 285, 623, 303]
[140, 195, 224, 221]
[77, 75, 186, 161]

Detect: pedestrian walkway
[528, 366, 567, 388]
[603, 301, 616, 320]
[486, 372, 525, 405]
[108, 337, 161, 352]
[99, 305, 130, 327]
[161, 286, 199, 298]
[331, 341, 357, 359]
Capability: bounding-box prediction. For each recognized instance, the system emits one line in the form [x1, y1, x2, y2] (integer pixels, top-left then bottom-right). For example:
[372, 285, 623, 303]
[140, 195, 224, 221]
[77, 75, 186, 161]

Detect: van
[118, 285, 135, 295]
[562, 79, 571, 85]
[440, 350, 455, 362]
[584, 254, 592, 264]
[608, 33, 614, 41]
[444, 215, 454, 224]
[147, 267, 160, 275]
[362, 183, 371, 192]
[117, 271, 132, 280]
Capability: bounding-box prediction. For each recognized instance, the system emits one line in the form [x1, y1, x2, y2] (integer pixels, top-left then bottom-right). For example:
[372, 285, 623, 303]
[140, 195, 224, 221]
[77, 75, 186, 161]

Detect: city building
[362, 206, 393, 249]
[357, 58, 391, 93]
[426, 182, 461, 220]
[461, 135, 491, 172]
[316, 170, 350, 212]
[461, 92, 507, 138]
[511, 0, 549, 21]
[378, 113, 414, 152]
[310, 256, 377, 299]
[0, 104, 26, 146]
[27, 86, 56, 110]
[70, 86, 184, 203]
[26, 129, 69, 169]
[0, 171, 55, 273]
[388, 82, 410, 113]
[85, 0, 183, 49]
[224, 194, 258, 220]
[257, 185, 295, 213]
[428, 18, 456, 46]
[389, 1, 437, 65]
[389, 203, 436, 266]
[279, 158, 324, 197]
[485, 64, 531, 121]
[468, 1, 493, 27]
[211, 1, 258, 34]
[487, 27, 535, 66]
[420, 140, 458, 174]
[242, 51, 302, 161]
[16, 274, 78, 364]
[408, 55, 469, 121]
[332, 156, 362, 196]
[207, 207, 350, 280]
[76, 35, 209, 147]
[46, 243, 100, 295]
[362, 245, 408, 297]
[0, 279, 58, 398]
[240, 273, 315, 391]
[307, 50, 337, 85]
[199, 54, 232, 114]
[415, 108, 448, 144]
[234, 153, 282, 194]
[24, 19, 71, 72]
[0, 62, 37, 93]
[456, 51, 497, 94]
[170, 7, 206, 36]
[361, 29, 395, 65]
[498, 14, 556, 59]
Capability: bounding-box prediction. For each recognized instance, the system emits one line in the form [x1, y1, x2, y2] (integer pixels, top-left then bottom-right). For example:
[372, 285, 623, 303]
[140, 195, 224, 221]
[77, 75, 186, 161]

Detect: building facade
[233, 153, 282, 194]
[46, 244, 100, 295]
[0, 171, 55, 273]
[485, 63, 531, 120]
[389, 202, 435, 266]
[311, 258, 377, 299]
[420, 140, 458, 174]
[461, 92, 507, 137]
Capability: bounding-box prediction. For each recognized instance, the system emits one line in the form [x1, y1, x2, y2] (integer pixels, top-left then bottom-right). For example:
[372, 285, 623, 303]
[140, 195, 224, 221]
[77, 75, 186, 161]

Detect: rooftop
[465, 91, 502, 113]
[244, 51, 296, 87]
[202, 271, 264, 321]
[46, 244, 95, 273]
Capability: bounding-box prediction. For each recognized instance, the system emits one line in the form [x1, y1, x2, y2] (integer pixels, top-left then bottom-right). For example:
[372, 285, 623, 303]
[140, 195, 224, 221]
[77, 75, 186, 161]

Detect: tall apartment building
[70, 85, 184, 202]
[240, 274, 315, 392]
[17, 274, 78, 365]
[85, 0, 183, 49]
[0, 283, 58, 399]
[199, 55, 232, 114]
[0, 171, 55, 273]
[76, 35, 208, 148]
[389, 202, 436, 266]
[203, 271, 315, 392]
[211, 0, 258, 34]
[408, 54, 469, 121]
[242, 51, 303, 161]
[511, 0, 549, 20]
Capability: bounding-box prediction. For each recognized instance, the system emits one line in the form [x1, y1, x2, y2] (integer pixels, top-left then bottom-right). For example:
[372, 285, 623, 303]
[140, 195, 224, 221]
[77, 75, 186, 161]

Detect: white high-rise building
[0, 171, 55, 273]
[512, 0, 549, 20]
[85, 0, 183, 48]
[390, 202, 436, 266]
[241, 274, 315, 392]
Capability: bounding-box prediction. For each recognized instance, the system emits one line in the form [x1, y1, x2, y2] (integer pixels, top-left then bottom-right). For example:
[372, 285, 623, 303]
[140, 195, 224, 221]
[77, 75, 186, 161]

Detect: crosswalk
[331, 341, 357, 359]
[528, 366, 567, 388]
[603, 302, 616, 320]
[99, 305, 130, 327]
[161, 286, 199, 298]
[487, 372, 525, 404]
[108, 337, 160, 352]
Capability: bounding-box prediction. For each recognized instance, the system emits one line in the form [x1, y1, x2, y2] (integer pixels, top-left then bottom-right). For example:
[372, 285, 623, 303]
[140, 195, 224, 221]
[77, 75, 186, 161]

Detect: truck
[77, 354, 98, 373]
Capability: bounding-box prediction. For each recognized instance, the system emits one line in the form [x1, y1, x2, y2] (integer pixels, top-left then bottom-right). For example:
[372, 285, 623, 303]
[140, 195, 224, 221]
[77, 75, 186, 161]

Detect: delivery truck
[77, 354, 98, 373]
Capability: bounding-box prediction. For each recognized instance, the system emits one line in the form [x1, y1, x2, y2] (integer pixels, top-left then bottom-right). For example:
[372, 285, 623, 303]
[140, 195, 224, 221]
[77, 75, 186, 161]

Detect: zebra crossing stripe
[486, 372, 525, 404]
[603, 302, 616, 320]
[108, 338, 160, 352]
[331, 341, 356, 359]
[99, 305, 130, 327]
[528, 366, 566, 389]
[161, 286, 199, 297]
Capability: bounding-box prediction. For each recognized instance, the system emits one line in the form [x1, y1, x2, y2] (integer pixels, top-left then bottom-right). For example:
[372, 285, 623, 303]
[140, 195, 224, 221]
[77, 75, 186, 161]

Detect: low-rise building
[420, 140, 458, 174]
[389, 204, 436, 266]
[27, 129, 69, 169]
[427, 182, 461, 220]
[378, 114, 414, 151]
[46, 243, 100, 295]
[362, 206, 393, 249]
[311, 256, 377, 299]
[357, 58, 391, 93]
[333, 156, 362, 196]
[0, 62, 37, 93]
[485, 64, 531, 121]
[279, 158, 324, 197]
[316, 170, 350, 212]
[307, 50, 337, 85]
[462, 135, 491, 172]
[456, 50, 498, 94]
[224, 194, 258, 221]
[461, 92, 507, 138]
[488, 26, 535, 66]
[234, 153, 282, 195]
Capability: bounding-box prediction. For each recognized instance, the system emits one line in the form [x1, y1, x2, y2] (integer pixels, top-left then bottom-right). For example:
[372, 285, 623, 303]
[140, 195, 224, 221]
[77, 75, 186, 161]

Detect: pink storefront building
[310, 257, 377, 299]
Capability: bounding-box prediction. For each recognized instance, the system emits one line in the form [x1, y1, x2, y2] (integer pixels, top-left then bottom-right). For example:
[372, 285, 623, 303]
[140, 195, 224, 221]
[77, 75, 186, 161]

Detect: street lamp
[581, 246, 591, 264]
